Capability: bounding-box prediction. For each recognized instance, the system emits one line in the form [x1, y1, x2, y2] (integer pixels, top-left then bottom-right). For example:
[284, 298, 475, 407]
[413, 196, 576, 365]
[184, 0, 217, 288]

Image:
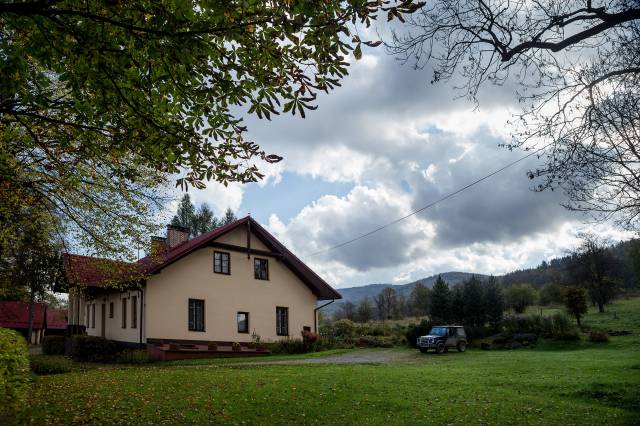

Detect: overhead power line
[303, 144, 550, 258]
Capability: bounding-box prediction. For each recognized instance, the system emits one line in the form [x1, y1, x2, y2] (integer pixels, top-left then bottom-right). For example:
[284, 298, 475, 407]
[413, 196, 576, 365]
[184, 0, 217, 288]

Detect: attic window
[254, 258, 269, 280]
[214, 251, 230, 274]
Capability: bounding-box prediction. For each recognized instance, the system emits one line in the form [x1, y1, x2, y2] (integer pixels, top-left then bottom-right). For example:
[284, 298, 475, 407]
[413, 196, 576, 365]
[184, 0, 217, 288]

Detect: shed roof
[0, 301, 67, 330]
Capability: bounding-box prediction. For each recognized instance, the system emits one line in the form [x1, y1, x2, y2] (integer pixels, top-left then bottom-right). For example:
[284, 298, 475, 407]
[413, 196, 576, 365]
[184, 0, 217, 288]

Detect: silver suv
[417, 325, 467, 354]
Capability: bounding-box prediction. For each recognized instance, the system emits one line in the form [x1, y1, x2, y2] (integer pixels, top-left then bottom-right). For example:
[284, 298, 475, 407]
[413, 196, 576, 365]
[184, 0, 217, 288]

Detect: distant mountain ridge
[326, 271, 489, 314]
[325, 238, 639, 315]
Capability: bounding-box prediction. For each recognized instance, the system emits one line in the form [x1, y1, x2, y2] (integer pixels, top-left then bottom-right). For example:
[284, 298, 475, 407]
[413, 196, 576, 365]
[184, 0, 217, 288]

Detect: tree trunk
[27, 287, 34, 345]
[597, 301, 605, 313]
[576, 314, 581, 327]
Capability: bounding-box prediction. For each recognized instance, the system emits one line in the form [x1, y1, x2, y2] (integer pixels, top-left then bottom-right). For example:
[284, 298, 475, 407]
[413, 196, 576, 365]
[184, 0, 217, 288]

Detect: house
[63, 216, 341, 352]
[0, 301, 67, 344]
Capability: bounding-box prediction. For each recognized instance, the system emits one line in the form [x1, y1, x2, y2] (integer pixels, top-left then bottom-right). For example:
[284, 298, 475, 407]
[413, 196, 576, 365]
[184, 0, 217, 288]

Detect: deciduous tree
[564, 286, 588, 327]
[539, 281, 565, 306]
[337, 301, 357, 322]
[390, 0, 640, 229]
[569, 233, 620, 313]
[0, 210, 65, 342]
[505, 283, 538, 314]
[1, 0, 423, 256]
[356, 296, 374, 322]
[409, 282, 431, 316]
[374, 287, 398, 320]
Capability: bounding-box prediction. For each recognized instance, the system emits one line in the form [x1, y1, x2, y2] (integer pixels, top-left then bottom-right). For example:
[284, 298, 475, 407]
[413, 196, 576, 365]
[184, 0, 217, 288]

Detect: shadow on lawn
[573, 383, 640, 412]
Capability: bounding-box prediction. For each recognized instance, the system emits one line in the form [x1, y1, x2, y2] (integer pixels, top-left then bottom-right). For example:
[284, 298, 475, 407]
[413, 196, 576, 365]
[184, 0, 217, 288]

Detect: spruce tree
[171, 194, 196, 233]
[171, 195, 220, 237]
[221, 207, 238, 225]
[484, 276, 505, 328]
[193, 204, 218, 236]
[429, 276, 451, 323]
[450, 285, 465, 324]
[462, 276, 486, 327]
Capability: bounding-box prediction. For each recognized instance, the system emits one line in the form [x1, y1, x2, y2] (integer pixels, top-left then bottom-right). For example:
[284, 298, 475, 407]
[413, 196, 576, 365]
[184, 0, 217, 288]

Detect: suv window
[456, 328, 466, 337]
[429, 327, 448, 336]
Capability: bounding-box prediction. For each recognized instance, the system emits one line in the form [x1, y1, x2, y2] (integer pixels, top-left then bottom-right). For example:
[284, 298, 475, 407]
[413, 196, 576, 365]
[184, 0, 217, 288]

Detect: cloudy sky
[171, 30, 631, 289]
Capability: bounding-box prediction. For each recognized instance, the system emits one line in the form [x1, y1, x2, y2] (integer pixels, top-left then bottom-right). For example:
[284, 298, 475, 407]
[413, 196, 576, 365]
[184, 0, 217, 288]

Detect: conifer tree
[429, 276, 451, 323]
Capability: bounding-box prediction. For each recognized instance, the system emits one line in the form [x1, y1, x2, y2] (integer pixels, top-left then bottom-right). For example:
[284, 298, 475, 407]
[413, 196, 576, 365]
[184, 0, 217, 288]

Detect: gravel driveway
[227, 349, 414, 366]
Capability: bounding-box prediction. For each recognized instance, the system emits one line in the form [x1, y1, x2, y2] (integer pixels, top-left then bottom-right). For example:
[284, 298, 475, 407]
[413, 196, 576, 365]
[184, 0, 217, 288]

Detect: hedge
[0, 328, 30, 425]
[42, 335, 66, 355]
[29, 355, 75, 375]
[69, 335, 120, 362]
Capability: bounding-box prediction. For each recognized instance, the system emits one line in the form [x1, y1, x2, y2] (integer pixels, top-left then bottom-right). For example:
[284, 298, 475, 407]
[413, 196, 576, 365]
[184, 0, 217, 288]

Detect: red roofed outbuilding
[0, 301, 67, 344]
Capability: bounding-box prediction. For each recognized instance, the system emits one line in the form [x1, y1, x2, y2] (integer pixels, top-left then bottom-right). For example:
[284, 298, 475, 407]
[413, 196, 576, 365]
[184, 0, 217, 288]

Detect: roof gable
[65, 217, 341, 300]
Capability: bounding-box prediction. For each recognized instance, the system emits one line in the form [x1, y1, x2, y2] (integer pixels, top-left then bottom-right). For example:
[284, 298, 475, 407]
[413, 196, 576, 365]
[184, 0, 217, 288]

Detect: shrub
[589, 331, 610, 343]
[42, 335, 66, 355]
[69, 335, 120, 362]
[267, 339, 308, 354]
[250, 331, 262, 349]
[116, 349, 152, 364]
[502, 313, 580, 341]
[232, 342, 241, 352]
[301, 329, 318, 343]
[405, 319, 432, 348]
[545, 313, 580, 340]
[29, 355, 74, 375]
[463, 325, 494, 343]
[332, 319, 356, 338]
[0, 328, 30, 425]
[356, 336, 394, 348]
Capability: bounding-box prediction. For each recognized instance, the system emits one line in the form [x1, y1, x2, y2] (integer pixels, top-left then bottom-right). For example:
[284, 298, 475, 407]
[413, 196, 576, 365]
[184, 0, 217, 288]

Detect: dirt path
[226, 349, 415, 366]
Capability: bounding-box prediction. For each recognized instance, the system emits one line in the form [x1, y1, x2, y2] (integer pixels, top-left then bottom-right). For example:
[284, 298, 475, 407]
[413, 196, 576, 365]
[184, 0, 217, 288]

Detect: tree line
[333, 234, 638, 327]
[334, 275, 506, 328]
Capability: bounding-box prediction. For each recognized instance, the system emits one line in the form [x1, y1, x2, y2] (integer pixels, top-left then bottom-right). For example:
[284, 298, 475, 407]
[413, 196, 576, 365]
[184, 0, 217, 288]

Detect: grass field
[28, 298, 640, 425]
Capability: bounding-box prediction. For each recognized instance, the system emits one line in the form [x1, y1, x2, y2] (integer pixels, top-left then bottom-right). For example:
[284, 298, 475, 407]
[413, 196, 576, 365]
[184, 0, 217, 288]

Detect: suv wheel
[457, 342, 467, 352]
[435, 342, 445, 354]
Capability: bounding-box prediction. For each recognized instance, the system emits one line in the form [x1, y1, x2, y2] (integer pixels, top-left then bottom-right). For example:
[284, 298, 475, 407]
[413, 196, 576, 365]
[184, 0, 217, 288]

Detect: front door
[101, 303, 106, 338]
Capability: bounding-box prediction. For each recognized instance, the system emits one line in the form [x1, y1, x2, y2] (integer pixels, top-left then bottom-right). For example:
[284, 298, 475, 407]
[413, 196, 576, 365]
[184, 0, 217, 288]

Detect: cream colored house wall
[145, 243, 317, 343]
[82, 289, 145, 344]
[215, 226, 270, 251]
[73, 226, 319, 344]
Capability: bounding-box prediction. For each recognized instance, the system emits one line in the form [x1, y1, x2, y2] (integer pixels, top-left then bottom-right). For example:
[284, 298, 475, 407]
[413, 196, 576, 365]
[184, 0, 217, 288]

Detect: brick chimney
[150, 236, 167, 256]
[166, 225, 189, 248]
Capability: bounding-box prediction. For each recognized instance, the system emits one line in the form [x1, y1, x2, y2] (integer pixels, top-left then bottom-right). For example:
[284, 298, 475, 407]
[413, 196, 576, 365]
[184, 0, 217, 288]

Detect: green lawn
[29, 299, 640, 425]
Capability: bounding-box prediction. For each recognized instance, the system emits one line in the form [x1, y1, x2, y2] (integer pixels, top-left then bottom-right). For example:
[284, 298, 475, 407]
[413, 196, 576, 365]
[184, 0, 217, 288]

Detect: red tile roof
[64, 216, 342, 300]
[63, 254, 142, 288]
[46, 307, 68, 330]
[0, 301, 44, 329]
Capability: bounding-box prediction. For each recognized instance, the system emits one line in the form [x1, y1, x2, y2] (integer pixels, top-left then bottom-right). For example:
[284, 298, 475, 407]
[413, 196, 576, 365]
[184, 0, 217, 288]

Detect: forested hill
[327, 239, 639, 314]
[331, 272, 489, 309]
[499, 239, 639, 289]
